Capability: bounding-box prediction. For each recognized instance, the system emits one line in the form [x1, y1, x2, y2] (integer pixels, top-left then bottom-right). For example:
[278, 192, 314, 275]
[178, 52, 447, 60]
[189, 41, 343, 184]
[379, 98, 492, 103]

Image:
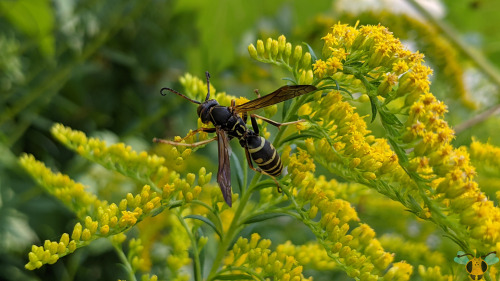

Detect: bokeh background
[1, 0, 500, 280]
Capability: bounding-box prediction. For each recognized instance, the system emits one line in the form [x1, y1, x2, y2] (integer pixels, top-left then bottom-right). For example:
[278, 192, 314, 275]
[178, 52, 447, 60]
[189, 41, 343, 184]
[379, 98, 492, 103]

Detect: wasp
[154, 72, 317, 206]
[454, 251, 499, 280]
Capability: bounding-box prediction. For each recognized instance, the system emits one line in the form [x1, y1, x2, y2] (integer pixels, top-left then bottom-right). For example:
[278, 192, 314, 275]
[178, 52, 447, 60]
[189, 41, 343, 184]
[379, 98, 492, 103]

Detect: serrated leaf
[242, 212, 287, 224]
[184, 215, 222, 238]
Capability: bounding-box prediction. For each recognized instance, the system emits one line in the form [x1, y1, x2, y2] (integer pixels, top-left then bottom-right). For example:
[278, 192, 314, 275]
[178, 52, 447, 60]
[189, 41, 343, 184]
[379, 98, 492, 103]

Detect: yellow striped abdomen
[246, 136, 282, 176]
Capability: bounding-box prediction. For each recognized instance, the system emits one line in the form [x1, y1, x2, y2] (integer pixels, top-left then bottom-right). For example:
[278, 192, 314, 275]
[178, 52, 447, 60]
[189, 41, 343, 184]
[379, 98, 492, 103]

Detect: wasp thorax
[197, 100, 219, 123]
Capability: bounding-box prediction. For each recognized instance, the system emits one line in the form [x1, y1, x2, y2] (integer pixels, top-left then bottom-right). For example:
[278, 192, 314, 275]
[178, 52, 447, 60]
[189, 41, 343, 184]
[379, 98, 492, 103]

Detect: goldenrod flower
[224, 233, 309, 280]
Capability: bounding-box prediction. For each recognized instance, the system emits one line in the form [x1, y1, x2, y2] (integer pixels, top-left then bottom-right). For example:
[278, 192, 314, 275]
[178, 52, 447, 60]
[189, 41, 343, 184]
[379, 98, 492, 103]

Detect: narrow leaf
[230, 151, 244, 194]
[150, 205, 168, 217]
[388, 136, 409, 164]
[184, 215, 222, 239]
[302, 42, 318, 62]
[243, 212, 287, 224]
[368, 95, 378, 122]
[282, 99, 292, 121]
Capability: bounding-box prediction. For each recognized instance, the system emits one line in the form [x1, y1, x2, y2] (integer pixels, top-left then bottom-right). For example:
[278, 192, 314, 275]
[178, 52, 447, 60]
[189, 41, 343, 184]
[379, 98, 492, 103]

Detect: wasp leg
[244, 147, 282, 193]
[250, 114, 260, 135]
[153, 136, 217, 147]
[177, 127, 217, 142]
[254, 89, 261, 98]
[251, 114, 304, 129]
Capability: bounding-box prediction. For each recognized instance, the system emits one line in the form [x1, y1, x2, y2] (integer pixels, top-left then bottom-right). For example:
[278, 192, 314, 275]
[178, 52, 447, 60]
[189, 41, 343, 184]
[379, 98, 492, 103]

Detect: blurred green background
[1, 0, 500, 280]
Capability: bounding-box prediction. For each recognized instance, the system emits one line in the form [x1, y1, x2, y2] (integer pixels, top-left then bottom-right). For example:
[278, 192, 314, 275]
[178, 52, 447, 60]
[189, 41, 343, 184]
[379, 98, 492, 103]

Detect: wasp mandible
[154, 72, 317, 206]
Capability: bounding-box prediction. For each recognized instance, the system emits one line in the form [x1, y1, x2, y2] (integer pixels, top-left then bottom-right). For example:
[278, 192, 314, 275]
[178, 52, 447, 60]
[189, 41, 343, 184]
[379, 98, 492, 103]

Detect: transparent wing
[216, 127, 232, 206]
[484, 252, 499, 265]
[234, 85, 317, 113]
[454, 251, 471, 265]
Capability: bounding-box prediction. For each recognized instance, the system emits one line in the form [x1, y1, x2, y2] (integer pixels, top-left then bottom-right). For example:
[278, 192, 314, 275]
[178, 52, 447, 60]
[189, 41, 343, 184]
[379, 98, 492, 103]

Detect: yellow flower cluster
[379, 234, 447, 267]
[275, 241, 336, 271]
[383, 262, 413, 281]
[128, 238, 149, 272]
[140, 274, 158, 281]
[400, 93, 500, 248]
[248, 35, 314, 84]
[490, 265, 500, 281]
[470, 138, 500, 171]
[179, 72, 235, 107]
[417, 265, 453, 281]
[25, 184, 162, 270]
[286, 149, 409, 280]
[135, 210, 194, 281]
[305, 22, 500, 251]
[313, 22, 432, 108]
[224, 233, 310, 281]
[19, 154, 106, 218]
[51, 123, 177, 191]
[299, 91, 404, 182]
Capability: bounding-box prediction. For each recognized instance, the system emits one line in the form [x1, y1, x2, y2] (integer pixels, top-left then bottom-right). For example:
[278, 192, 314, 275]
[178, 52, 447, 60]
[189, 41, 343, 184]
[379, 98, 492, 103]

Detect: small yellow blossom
[313, 59, 328, 78]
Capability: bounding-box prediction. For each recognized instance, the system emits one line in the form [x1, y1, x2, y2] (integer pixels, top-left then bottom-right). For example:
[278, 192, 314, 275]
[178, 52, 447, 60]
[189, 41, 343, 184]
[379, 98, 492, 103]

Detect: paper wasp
[154, 72, 317, 206]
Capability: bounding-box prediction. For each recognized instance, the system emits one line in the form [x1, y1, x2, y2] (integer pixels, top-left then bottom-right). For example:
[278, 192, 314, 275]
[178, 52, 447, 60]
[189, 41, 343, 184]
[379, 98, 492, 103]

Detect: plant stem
[206, 173, 259, 280]
[177, 210, 202, 281]
[113, 244, 137, 281]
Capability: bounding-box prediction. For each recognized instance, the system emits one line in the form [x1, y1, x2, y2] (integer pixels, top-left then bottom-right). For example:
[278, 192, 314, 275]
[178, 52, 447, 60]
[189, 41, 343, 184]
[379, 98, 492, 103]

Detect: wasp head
[197, 100, 219, 123]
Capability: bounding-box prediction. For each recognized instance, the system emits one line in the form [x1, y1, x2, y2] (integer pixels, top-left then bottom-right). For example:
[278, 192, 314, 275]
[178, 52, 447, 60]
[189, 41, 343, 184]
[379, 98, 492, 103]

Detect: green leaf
[282, 77, 297, 84]
[303, 42, 318, 62]
[184, 215, 222, 239]
[387, 136, 409, 164]
[0, 0, 55, 57]
[368, 95, 378, 122]
[278, 132, 322, 146]
[230, 151, 244, 194]
[150, 205, 168, 217]
[242, 212, 287, 224]
[282, 99, 292, 121]
[174, 0, 283, 73]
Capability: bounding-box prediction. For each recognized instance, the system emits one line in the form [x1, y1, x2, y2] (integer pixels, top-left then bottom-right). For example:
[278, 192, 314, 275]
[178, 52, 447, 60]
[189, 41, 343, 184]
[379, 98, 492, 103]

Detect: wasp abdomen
[246, 135, 282, 177]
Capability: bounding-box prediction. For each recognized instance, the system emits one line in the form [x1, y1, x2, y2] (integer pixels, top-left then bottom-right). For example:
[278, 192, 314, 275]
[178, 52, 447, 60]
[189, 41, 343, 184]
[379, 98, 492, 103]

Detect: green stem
[176, 211, 202, 281]
[113, 244, 137, 281]
[206, 174, 259, 280]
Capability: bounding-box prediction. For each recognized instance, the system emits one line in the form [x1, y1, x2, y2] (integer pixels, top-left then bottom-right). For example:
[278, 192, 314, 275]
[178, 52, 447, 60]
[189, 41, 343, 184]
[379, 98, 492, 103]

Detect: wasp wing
[454, 251, 470, 265]
[234, 85, 317, 113]
[484, 252, 499, 265]
[216, 127, 232, 206]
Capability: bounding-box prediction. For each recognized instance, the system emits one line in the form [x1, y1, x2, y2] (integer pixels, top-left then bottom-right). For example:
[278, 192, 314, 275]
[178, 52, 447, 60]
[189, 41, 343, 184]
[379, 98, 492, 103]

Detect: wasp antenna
[160, 87, 201, 105]
[483, 251, 497, 258]
[205, 71, 211, 101]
